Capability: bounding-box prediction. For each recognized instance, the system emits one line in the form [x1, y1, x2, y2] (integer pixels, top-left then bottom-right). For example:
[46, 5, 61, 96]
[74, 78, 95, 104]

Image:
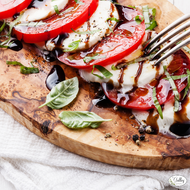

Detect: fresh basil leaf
[91, 65, 113, 79]
[54, 5, 60, 14]
[64, 40, 81, 52]
[134, 15, 144, 25]
[164, 66, 180, 101]
[20, 66, 39, 74]
[59, 111, 112, 129]
[71, 28, 101, 35]
[39, 77, 79, 109]
[152, 87, 163, 119]
[74, 0, 84, 5]
[83, 54, 106, 63]
[107, 17, 120, 23]
[183, 69, 190, 99]
[6, 61, 23, 66]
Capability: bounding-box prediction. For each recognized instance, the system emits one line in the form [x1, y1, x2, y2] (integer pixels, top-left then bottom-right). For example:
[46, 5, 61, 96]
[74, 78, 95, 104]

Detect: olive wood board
[0, 0, 190, 170]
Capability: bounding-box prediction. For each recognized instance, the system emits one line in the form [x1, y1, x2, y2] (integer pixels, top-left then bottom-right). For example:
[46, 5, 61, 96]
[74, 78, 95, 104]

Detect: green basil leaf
[20, 66, 39, 74]
[39, 77, 79, 109]
[183, 69, 190, 99]
[91, 65, 113, 79]
[164, 66, 180, 101]
[6, 61, 23, 66]
[59, 111, 112, 129]
[134, 15, 144, 25]
[83, 54, 106, 63]
[152, 87, 163, 119]
[127, 5, 136, 8]
[64, 40, 81, 52]
[107, 17, 120, 23]
[53, 5, 60, 14]
[74, 0, 84, 5]
[151, 8, 156, 17]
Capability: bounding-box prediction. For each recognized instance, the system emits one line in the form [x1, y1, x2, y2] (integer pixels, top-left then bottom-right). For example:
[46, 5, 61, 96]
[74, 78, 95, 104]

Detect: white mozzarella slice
[20, 0, 68, 22]
[45, 1, 119, 52]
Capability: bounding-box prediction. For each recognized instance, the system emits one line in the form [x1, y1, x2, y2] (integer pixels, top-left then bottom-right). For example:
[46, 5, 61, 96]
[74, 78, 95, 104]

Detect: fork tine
[148, 21, 190, 54]
[154, 37, 190, 66]
[151, 29, 190, 60]
[145, 14, 190, 50]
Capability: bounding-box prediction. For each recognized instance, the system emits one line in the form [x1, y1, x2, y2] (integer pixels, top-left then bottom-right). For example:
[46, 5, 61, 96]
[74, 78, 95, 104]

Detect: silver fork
[145, 14, 190, 65]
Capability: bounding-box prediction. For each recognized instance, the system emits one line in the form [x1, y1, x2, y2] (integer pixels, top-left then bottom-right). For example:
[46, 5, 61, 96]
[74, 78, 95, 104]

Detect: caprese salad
[1, 0, 190, 139]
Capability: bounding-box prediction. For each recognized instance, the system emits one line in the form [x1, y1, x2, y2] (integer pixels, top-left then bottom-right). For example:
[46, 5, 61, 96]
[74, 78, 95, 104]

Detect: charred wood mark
[41, 120, 51, 135]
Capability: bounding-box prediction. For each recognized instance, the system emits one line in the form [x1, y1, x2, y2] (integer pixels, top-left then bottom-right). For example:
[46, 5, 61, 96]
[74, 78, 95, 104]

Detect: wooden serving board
[0, 0, 190, 170]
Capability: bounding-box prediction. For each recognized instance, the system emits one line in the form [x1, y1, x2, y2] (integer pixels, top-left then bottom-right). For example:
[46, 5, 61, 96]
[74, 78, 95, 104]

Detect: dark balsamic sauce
[92, 86, 115, 108]
[28, 0, 45, 9]
[46, 65, 65, 90]
[8, 39, 23, 51]
[42, 50, 57, 62]
[51, 33, 69, 47]
[170, 122, 190, 137]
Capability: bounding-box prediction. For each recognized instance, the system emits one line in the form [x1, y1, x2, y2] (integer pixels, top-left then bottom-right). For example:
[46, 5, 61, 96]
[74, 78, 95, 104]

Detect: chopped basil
[127, 5, 136, 8]
[164, 74, 188, 80]
[20, 66, 39, 74]
[107, 17, 120, 23]
[91, 65, 113, 79]
[152, 87, 163, 119]
[183, 46, 190, 54]
[6, 61, 39, 74]
[164, 66, 180, 111]
[54, 5, 60, 14]
[83, 54, 106, 63]
[183, 69, 190, 99]
[142, 5, 157, 30]
[134, 15, 144, 25]
[74, 0, 84, 5]
[64, 40, 81, 52]
[164, 66, 180, 101]
[71, 28, 101, 35]
[59, 111, 111, 129]
[116, 54, 153, 69]
[111, 65, 118, 70]
[0, 21, 6, 33]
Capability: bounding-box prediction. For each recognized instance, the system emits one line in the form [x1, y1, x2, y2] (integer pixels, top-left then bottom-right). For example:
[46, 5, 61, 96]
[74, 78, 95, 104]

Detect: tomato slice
[12, 0, 99, 43]
[0, 0, 32, 20]
[102, 50, 190, 110]
[57, 5, 145, 69]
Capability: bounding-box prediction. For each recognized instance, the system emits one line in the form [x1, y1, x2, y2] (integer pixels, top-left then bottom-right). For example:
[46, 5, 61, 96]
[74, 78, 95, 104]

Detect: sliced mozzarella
[45, 1, 119, 52]
[20, 0, 68, 22]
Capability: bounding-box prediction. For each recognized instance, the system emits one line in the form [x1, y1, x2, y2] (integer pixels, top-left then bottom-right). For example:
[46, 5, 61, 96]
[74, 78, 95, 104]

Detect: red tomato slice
[57, 5, 145, 69]
[102, 50, 190, 110]
[0, 0, 32, 20]
[12, 0, 99, 43]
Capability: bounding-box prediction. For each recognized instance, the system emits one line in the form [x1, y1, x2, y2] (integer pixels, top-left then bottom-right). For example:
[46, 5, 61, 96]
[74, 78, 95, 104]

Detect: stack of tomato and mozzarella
[1, 0, 190, 138]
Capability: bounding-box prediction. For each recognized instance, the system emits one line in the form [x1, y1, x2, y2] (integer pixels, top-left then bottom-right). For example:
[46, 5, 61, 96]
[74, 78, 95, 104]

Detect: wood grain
[0, 0, 190, 170]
